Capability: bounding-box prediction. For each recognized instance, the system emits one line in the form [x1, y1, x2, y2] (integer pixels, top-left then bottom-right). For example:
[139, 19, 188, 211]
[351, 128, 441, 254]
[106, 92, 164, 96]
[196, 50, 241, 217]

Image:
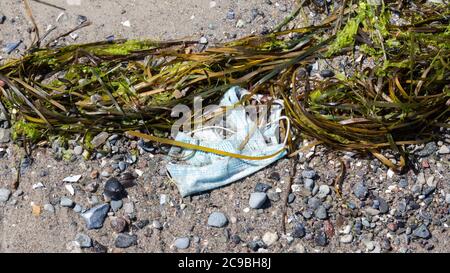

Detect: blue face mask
[166, 86, 289, 197]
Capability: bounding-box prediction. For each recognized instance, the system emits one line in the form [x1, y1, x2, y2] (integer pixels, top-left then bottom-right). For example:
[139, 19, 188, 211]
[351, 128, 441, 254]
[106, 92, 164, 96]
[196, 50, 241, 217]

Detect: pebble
[110, 200, 123, 212]
[110, 217, 128, 233]
[77, 15, 87, 25]
[340, 234, 353, 244]
[438, 145, 449, 154]
[248, 240, 266, 251]
[307, 197, 321, 209]
[315, 206, 328, 220]
[0, 129, 10, 143]
[43, 204, 55, 213]
[320, 69, 335, 78]
[353, 182, 368, 200]
[262, 232, 279, 246]
[398, 178, 408, 188]
[254, 182, 271, 192]
[63, 174, 82, 183]
[317, 185, 330, 199]
[75, 233, 92, 248]
[32, 182, 45, 189]
[302, 170, 317, 179]
[207, 212, 228, 228]
[339, 225, 352, 235]
[302, 210, 313, 219]
[267, 191, 280, 202]
[231, 234, 241, 244]
[365, 207, 380, 216]
[60, 197, 74, 207]
[81, 203, 110, 229]
[65, 184, 75, 195]
[226, 9, 235, 20]
[91, 132, 109, 148]
[174, 237, 190, 249]
[103, 178, 125, 200]
[152, 220, 162, 230]
[73, 146, 83, 155]
[446, 193, 450, 204]
[288, 193, 296, 204]
[378, 197, 389, 214]
[416, 172, 426, 184]
[73, 204, 82, 213]
[123, 202, 134, 214]
[292, 223, 306, 238]
[249, 192, 267, 209]
[0, 188, 11, 202]
[115, 233, 137, 248]
[417, 142, 437, 157]
[0, 14, 5, 24]
[118, 161, 127, 172]
[304, 178, 315, 191]
[315, 231, 328, 246]
[412, 224, 431, 239]
[236, 19, 246, 28]
[199, 37, 208, 44]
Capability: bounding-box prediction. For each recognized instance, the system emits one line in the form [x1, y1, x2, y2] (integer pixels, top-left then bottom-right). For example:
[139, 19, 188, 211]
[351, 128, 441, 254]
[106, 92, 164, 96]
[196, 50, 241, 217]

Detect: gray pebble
[43, 203, 55, 213]
[438, 145, 450, 154]
[353, 182, 368, 200]
[174, 237, 190, 249]
[60, 197, 74, 207]
[304, 178, 315, 191]
[123, 202, 135, 214]
[378, 197, 389, 214]
[73, 204, 82, 213]
[417, 142, 437, 157]
[314, 206, 328, 220]
[340, 234, 353, 244]
[110, 200, 123, 212]
[254, 182, 271, 192]
[226, 9, 235, 20]
[302, 210, 313, 219]
[288, 193, 296, 204]
[115, 233, 138, 248]
[81, 203, 110, 230]
[75, 233, 92, 248]
[317, 185, 330, 199]
[73, 146, 83, 155]
[152, 220, 162, 230]
[445, 193, 450, 204]
[118, 161, 127, 172]
[249, 192, 267, 209]
[207, 212, 228, 228]
[412, 224, 431, 239]
[0, 188, 11, 202]
[302, 170, 317, 179]
[307, 197, 321, 209]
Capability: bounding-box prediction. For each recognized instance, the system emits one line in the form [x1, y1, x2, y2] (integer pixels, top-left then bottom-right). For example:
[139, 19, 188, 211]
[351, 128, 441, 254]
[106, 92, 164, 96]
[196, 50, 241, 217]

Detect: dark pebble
[315, 231, 328, 246]
[412, 224, 431, 239]
[231, 234, 241, 244]
[248, 240, 266, 251]
[92, 240, 108, 253]
[320, 69, 335, 78]
[378, 197, 389, 214]
[353, 182, 368, 200]
[115, 233, 138, 248]
[110, 217, 128, 233]
[134, 219, 150, 229]
[0, 14, 6, 24]
[422, 186, 435, 198]
[77, 15, 88, 25]
[269, 171, 280, 181]
[292, 223, 306, 238]
[104, 178, 125, 200]
[226, 10, 235, 20]
[254, 182, 272, 193]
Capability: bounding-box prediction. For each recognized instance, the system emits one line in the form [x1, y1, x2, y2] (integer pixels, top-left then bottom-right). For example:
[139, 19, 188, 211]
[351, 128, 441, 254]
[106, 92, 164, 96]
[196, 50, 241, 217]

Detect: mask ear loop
[263, 116, 291, 147]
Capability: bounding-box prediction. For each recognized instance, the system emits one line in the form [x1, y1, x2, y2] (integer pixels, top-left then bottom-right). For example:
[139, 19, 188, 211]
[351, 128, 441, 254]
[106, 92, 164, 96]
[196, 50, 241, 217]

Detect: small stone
[262, 232, 279, 246]
[339, 225, 352, 235]
[248, 240, 266, 251]
[110, 217, 128, 233]
[308, 197, 322, 209]
[288, 193, 296, 204]
[445, 193, 450, 204]
[92, 240, 107, 253]
[278, 4, 287, 12]
[63, 174, 82, 183]
[75, 233, 92, 248]
[353, 182, 368, 200]
[174, 237, 190, 249]
[0, 129, 11, 143]
[43, 204, 55, 213]
[416, 172, 426, 184]
[292, 223, 306, 238]
[231, 234, 241, 244]
[134, 220, 150, 229]
[304, 178, 315, 191]
[249, 192, 268, 209]
[254, 182, 271, 192]
[152, 220, 162, 230]
[115, 233, 137, 248]
[121, 20, 131, 27]
[73, 204, 82, 213]
[77, 15, 87, 25]
[32, 182, 45, 189]
[320, 69, 335, 78]
[302, 170, 317, 179]
[267, 191, 280, 202]
[110, 200, 123, 212]
[378, 197, 389, 214]
[209, 1, 216, 8]
[0, 188, 11, 202]
[236, 19, 246, 28]
[226, 9, 235, 20]
[65, 184, 75, 196]
[0, 14, 6, 24]
[315, 206, 328, 220]
[438, 145, 450, 154]
[81, 203, 110, 229]
[417, 142, 437, 157]
[398, 178, 408, 188]
[207, 212, 228, 228]
[317, 185, 330, 199]
[340, 234, 353, 244]
[199, 37, 208, 44]
[73, 146, 83, 155]
[412, 224, 431, 239]
[118, 161, 127, 172]
[315, 231, 328, 246]
[103, 178, 125, 200]
[302, 210, 313, 219]
[365, 207, 380, 216]
[91, 132, 109, 148]
[60, 197, 74, 207]
[160, 194, 168, 205]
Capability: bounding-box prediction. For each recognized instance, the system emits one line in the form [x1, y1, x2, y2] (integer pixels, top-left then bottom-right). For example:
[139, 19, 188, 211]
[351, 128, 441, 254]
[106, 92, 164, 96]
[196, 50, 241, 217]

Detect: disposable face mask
[166, 86, 289, 197]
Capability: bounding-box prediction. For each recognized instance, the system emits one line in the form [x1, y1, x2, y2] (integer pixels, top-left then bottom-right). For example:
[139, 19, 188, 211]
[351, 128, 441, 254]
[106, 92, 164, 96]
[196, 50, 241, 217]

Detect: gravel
[60, 197, 74, 208]
[353, 182, 368, 200]
[304, 179, 315, 191]
[412, 224, 431, 239]
[340, 234, 353, 244]
[417, 142, 437, 157]
[0, 188, 11, 202]
[43, 204, 55, 213]
[174, 237, 190, 249]
[249, 192, 267, 209]
[254, 182, 272, 192]
[292, 223, 306, 238]
[317, 185, 330, 199]
[115, 233, 138, 248]
[75, 233, 92, 248]
[301, 170, 317, 179]
[315, 206, 328, 220]
[262, 231, 278, 246]
[110, 200, 123, 212]
[207, 212, 228, 228]
[81, 203, 110, 230]
[103, 178, 125, 200]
